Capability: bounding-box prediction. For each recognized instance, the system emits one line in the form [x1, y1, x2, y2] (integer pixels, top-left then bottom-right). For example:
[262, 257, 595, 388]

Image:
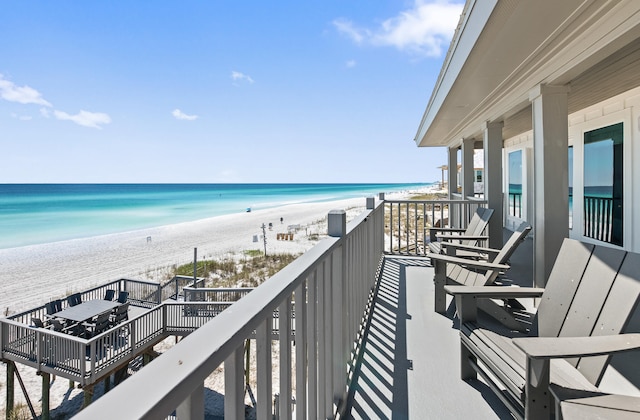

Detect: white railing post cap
[366, 196, 375, 210]
[328, 210, 346, 237]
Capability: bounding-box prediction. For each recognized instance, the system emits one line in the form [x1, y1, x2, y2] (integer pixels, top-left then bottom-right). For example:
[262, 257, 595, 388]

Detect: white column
[462, 138, 475, 199]
[448, 146, 458, 198]
[483, 121, 504, 248]
[530, 84, 570, 288]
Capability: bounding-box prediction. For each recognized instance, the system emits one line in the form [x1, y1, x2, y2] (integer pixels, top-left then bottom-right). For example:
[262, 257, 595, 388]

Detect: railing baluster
[383, 198, 488, 255]
[307, 272, 318, 419]
[295, 281, 307, 420]
[316, 262, 326, 418]
[324, 257, 334, 416]
[224, 345, 244, 419]
[332, 246, 345, 407]
[279, 296, 292, 420]
[256, 315, 272, 420]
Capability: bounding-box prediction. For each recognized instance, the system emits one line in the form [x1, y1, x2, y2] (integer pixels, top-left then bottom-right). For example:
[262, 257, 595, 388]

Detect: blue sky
[0, 1, 463, 183]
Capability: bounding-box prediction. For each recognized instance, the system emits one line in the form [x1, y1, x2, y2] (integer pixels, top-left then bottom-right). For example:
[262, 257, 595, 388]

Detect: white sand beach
[0, 189, 430, 417]
[0, 196, 373, 316]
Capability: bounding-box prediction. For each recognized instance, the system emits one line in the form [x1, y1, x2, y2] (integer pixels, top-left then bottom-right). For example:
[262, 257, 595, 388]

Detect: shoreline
[0, 196, 376, 315]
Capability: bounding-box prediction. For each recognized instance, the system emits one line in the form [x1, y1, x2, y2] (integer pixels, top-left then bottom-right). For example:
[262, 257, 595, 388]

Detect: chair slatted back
[53, 299, 62, 312]
[94, 312, 111, 335]
[117, 291, 129, 304]
[444, 223, 531, 287]
[462, 207, 494, 246]
[577, 251, 640, 384]
[533, 238, 640, 386]
[534, 240, 595, 337]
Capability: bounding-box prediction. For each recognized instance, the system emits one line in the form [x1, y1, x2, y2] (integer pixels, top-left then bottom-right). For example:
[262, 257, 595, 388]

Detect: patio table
[54, 300, 121, 324]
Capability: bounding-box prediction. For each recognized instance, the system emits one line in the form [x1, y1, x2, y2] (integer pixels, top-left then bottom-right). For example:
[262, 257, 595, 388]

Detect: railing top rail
[123, 278, 163, 286]
[383, 198, 488, 204]
[164, 301, 234, 306]
[182, 287, 254, 292]
[6, 304, 48, 321]
[0, 318, 87, 344]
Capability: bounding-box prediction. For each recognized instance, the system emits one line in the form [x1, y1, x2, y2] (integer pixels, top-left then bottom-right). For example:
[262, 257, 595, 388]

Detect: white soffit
[415, 0, 640, 148]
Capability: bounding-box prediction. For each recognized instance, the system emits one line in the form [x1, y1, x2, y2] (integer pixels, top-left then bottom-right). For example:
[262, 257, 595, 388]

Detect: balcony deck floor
[345, 231, 534, 419]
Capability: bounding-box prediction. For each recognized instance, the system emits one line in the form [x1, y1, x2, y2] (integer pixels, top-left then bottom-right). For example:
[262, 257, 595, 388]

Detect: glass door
[583, 123, 623, 246]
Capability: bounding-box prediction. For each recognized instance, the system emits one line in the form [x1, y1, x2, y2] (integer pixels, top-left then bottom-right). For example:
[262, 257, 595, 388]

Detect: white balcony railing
[384, 196, 487, 255]
[74, 197, 385, 419]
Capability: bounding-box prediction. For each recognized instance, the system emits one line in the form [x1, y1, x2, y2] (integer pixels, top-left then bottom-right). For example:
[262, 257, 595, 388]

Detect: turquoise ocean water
[0, 183, 430, 249]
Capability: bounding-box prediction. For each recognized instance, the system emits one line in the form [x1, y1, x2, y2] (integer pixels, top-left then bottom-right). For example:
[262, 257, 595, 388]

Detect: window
[475, 170, 482, 182]
[583, 123, 623, 245]
[508, 150, 523, 218]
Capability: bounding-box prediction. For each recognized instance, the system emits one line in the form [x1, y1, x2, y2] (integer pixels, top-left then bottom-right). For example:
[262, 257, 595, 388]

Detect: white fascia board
[415, 0, 498, 147]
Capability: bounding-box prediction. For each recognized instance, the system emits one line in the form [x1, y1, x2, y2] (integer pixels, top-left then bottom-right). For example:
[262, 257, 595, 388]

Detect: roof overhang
[415, 0, 640, 148]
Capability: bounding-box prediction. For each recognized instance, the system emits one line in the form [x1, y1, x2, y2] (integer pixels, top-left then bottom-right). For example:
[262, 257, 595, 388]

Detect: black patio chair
[44, 302, 56, 315]
[53, 299, 63, 312]
[84, 312, 111, 338]
[50, 319, 84, 336]
[67, 293, 82, 307]
[110, 302, 129, 326]
[104, 289, 115, 301]
[31, 317, 46, 328]
[117, 291, 129, 304]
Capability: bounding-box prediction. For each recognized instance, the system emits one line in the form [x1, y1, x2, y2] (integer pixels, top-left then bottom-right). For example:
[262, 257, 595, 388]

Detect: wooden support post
[114, 366, 128, 385]
[83, 385, 94, 408]
[6, 361, 15, 420]
[104, 375, 111, 393]
[42, 372, 51, 420]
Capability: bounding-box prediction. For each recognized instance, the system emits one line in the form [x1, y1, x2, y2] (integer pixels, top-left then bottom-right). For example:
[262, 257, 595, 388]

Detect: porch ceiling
[415, 0, 640, 148]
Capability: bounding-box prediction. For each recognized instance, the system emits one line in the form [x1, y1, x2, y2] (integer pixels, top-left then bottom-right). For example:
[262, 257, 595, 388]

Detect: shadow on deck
[345, 229, 533, 419]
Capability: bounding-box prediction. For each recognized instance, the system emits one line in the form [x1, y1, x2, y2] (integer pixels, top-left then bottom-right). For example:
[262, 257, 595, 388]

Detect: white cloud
[333, 18, 368, 45]
[346, 60, 357, 68]
[0, 74, 52, 106]
[333, 0, 463, 57]
[1, 74, 111, 129]
[231, 71, 255, 85]
[172, 109, 199, 121]
[53, 110, 111, 129]
[11, 112, 33, 121]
